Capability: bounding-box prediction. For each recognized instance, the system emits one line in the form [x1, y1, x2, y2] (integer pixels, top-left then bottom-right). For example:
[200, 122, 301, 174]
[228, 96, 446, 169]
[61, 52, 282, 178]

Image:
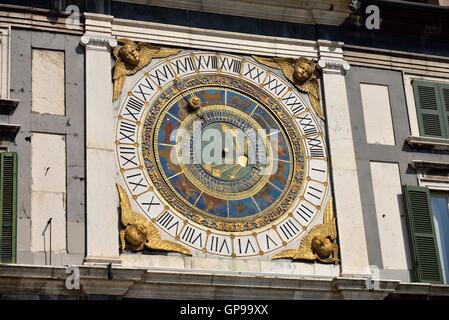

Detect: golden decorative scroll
[117, 183, 191, 255]
[112, 39, 181, 101]
[272, 198, 339, 264]
[253, 56, 323, 120]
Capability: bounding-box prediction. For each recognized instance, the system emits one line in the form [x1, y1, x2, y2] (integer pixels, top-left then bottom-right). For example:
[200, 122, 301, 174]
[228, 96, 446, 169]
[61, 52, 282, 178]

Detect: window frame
[405, 75, 449, 139]
[430, 191, 449, 284]
[0, 26, 11, 99]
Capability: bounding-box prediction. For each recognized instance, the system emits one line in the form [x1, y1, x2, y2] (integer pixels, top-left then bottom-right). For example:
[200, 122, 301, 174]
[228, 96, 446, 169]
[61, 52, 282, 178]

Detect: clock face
[116, 51, 330, 258]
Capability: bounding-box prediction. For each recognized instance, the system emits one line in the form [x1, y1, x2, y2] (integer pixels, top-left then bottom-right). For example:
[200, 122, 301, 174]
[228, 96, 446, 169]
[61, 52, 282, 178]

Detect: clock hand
[229, 164, 243, 179]
[236, 136, 249, 167]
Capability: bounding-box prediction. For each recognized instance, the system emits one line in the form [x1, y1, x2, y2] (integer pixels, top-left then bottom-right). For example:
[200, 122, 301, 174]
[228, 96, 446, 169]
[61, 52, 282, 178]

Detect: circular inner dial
[150, 85, 295, 221]
[178, 105, 272, 200]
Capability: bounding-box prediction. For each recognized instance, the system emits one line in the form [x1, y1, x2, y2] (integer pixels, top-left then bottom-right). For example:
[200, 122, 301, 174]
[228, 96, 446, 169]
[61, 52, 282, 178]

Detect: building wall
[9, 29, 85, 265]
[346, 66, 449, 281]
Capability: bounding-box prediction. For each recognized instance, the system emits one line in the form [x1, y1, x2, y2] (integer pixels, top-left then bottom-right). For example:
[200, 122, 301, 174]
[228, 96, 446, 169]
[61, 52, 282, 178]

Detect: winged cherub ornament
[272, 198, 339, 263]
[112, 39, 182, 101]
[116, 183, 191, 255]
[253, 56, 324, 120]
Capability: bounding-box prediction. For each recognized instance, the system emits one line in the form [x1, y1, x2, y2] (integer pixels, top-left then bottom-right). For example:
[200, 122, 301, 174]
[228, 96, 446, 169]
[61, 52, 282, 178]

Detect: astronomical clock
[113, 39, 338, 263]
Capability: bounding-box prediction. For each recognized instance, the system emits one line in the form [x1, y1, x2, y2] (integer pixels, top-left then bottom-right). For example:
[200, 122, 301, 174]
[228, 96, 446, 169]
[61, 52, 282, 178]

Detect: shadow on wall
[41, 218, 52, 265]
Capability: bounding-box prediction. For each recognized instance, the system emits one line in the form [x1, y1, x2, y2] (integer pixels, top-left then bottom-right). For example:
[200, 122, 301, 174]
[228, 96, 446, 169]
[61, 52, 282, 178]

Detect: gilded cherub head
[293, 58, 316, 83]
[119, 41, 140, 66]
[311, 235, 334, 259]
[124, 224, 146, 248]
[112, 39, 182, 101]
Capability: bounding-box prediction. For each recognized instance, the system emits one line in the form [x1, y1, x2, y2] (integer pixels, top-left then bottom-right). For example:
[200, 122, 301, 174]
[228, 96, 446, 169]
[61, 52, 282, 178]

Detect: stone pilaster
[80, 14, 120, 265]
[317, 40, 370, 278]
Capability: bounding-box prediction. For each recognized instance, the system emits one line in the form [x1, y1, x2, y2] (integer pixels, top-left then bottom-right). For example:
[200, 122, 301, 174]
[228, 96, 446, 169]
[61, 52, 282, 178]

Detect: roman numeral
[297, 114, 318, 135]
[264, 75, 287, 96]
[195, 55, 218, 70]
[171, 57, 195, 74]
[307, 185, 323, 200]
[126, 173, 147, 192]
[133, 78, 155, 101]
[150, 64, 174, 86]
[181, 226, 203, 247]
[307, 136, 325, 158]
[296, 203, 314, 223]
[219, 57, 242, 74]
[282, 92, 305, 115]
[119, 146, 137, 166]
[157, 211, 180, 235]
[265, 234, 278, 250]
[119, 121, 136, 143]
[244, 64, 265, 83]
[123, 97, 144, 121]
[209, 236, 231, 254]
[142, 195, 161, 212]
[237, 238, 256, 254]
[279, 220, 300, 240]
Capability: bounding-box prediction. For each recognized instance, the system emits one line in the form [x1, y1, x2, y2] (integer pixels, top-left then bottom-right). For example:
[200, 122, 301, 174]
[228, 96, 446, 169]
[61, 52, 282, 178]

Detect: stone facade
[0, 0, 449, 299]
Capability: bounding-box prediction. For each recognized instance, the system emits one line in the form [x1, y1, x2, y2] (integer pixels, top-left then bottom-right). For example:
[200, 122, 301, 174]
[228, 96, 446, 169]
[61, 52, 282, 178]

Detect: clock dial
[153, 86, 293, 221]
[116, 52, 330, 257]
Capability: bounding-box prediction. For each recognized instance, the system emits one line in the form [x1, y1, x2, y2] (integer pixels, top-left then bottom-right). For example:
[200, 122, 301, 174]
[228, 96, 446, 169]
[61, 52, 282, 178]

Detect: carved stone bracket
[80, 34, 117, 51]
[317, 58, 351, 75]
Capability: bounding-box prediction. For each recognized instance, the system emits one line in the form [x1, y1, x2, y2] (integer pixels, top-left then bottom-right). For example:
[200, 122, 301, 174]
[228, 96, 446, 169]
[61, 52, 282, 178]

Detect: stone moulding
[406, 136, 449, 152]
[0, 264, 449, 299]
[318, 58, 351, 74]
[0, 98, 19, 114]
[80, 34, 117, 50]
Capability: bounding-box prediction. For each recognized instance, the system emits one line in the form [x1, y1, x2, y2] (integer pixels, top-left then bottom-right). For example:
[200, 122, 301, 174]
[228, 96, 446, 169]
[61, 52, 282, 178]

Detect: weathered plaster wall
[9, 29, 85, 265]
[346, 66, 449, 281]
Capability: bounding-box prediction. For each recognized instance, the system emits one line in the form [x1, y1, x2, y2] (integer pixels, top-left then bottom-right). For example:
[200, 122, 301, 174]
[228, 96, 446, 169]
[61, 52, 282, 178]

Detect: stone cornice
[411, 160, 449, 170]
[317, 39, 350, 75]
[0, 4, 83, 35]
[116, 0, 352, 26]
[406, 136, 449, 151]
[1, 264, 449, 299]
[344, 46, 449, 79]
[111, 17, 318, 58]
[0, 98, 19, 114]
[81, 13, 116, 51]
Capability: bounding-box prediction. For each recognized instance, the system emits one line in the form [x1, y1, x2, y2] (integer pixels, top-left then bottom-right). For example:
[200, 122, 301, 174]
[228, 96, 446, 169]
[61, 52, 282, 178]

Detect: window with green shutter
[403, 185, 443, 284]
[438, 83, 449, 138]
[0, 152, 17, 263]
[412, 80, 449, 139]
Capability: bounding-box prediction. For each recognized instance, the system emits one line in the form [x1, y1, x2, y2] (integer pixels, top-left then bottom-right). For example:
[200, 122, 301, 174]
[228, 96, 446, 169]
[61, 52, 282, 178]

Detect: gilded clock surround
[114, 43, 336, 262]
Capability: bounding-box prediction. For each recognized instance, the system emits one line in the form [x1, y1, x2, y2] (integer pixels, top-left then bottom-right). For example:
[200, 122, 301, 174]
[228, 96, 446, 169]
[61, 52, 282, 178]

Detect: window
[0, 27, 11, 99]
[412, 80, 449, 138]
[403, 185, 444, 283]
[431, 193, 449, 283]
[0, 152, 17, 263]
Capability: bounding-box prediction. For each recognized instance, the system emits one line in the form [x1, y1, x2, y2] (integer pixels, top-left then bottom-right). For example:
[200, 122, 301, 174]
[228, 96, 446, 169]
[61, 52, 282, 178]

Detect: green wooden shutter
[0, 152, 17, 263]
[439, 83, 449, 138]
[412, 80, 446, 138]
[403, 185, 443, 284]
